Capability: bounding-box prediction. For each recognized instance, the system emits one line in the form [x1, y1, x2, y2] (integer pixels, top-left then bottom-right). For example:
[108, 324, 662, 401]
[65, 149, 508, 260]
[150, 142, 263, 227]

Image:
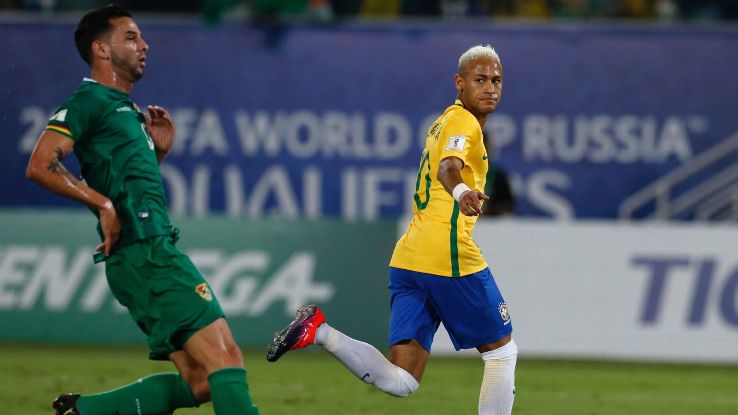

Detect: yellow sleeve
[436, 112, 480, 166]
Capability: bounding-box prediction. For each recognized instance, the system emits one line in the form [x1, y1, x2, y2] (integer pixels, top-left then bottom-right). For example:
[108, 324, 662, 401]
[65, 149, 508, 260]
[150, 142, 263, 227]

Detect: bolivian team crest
[499, 303, 510, 323]
[195, 283, 213, 302]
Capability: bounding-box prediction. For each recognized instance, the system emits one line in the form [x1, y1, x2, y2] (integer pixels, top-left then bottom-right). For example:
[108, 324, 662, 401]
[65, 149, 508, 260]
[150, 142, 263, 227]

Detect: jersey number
[413, 151, 431, 210]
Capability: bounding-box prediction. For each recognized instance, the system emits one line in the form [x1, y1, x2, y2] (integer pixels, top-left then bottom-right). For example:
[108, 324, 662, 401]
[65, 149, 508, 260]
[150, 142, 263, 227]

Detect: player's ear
[91, 40, 110, 61]
[454, 73, 463, 94]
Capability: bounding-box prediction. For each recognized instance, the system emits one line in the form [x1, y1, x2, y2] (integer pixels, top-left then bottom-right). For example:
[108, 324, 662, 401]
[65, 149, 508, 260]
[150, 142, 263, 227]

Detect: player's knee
[192, 381, 211, 403]
[223, 338, 244, 367]
[376, 379, 419, 397]
[384, 383, 419, 397]
[375, 366, 420, 397]
[201, 332, 244, 369]
[183, 375, 211, 403]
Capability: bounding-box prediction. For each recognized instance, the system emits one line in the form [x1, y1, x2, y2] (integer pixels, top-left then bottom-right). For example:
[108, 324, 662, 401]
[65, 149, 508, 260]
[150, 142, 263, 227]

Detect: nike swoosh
[482, 154, 488, 160]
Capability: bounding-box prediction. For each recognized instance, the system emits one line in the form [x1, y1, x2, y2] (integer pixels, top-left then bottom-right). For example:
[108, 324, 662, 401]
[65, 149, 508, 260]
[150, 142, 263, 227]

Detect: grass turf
[1, 343, 736, 415]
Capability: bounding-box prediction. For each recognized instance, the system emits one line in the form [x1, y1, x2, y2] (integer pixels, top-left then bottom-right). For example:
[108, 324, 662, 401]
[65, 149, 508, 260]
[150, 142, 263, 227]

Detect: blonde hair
[458, 45, 500, 75]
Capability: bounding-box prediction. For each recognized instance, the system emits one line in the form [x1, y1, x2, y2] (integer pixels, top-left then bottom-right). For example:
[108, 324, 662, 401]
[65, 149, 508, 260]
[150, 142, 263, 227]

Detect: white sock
[479, 339, 518, 415]
[314, 323, 419, 397]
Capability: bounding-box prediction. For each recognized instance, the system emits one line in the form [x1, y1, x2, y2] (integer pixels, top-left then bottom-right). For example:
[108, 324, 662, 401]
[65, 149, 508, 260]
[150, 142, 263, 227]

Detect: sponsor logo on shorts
[195, 283, 213, 302]
[499, 303, 511, 324]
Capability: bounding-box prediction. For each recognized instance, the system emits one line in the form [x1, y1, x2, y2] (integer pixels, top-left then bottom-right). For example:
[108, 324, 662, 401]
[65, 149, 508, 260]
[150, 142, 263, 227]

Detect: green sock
[76, 372, 198, 415]
[208, 367, 260, 415]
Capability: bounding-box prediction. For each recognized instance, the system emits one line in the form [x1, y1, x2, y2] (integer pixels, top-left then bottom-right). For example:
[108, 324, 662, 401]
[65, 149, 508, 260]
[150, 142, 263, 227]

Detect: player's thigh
[150, 236, 226, 359]
[426, 267, 512, 350]
[107, 236, 226, 360]
[388, 267, 442, 353]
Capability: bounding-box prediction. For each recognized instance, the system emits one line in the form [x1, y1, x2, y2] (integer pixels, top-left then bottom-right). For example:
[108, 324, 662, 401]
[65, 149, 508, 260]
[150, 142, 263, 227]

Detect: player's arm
[25, 130, 120, 255]
[438, 156, 490, 216]
[145, 105, 175, 164]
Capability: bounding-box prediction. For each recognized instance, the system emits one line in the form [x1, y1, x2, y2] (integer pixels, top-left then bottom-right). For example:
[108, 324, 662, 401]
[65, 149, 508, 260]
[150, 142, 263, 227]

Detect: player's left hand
[145, 105, 175, 160]
[458, 190, 490, 216]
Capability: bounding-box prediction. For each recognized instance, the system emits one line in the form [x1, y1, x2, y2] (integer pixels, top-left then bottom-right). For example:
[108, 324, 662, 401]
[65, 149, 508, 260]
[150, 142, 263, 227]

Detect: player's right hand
[458, 190, 490, 216]
[97, 201, 121, 257]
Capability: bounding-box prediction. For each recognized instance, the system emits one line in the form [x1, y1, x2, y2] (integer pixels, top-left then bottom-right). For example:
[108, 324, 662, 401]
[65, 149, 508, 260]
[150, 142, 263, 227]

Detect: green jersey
[46, 78, 172, 248]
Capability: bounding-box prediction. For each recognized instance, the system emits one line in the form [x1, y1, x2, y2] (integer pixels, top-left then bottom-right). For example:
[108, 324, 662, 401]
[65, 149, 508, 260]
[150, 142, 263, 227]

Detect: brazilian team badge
[195, 283, 213, 302]
[498, 303, 510, 322]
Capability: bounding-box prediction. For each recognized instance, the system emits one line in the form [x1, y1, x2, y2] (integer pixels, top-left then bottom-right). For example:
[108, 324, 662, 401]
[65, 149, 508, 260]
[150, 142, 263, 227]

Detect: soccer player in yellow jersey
[267, 45, 517, 415]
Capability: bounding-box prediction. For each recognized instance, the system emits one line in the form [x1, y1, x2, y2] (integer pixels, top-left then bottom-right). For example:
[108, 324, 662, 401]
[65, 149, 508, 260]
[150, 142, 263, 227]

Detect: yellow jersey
[390, 100, 489, 277]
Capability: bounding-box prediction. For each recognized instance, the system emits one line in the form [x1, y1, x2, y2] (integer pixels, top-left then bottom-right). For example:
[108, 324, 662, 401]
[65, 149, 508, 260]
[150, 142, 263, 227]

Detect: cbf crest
[498, 303, 510, 324]
[195, 283, 213, 302]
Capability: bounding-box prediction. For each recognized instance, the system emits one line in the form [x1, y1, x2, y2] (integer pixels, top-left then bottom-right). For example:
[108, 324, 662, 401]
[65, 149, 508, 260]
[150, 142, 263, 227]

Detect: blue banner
[3, 20, 737, 219]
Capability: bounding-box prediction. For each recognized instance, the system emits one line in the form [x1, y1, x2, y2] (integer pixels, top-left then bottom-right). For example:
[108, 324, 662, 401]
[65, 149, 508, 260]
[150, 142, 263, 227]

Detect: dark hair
[74, 4, 133, 66]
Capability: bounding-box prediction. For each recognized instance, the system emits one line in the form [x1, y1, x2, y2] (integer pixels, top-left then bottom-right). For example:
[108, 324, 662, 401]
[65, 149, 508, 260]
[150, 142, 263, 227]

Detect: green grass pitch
[2, 343, 736, 415]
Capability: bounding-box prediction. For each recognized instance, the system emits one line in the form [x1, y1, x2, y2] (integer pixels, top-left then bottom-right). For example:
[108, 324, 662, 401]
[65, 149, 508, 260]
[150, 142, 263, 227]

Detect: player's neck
[466, 108, 489, 129]
[457, 98, 489, 128]
[89, 67, 134, 94]
[475, 114, 489, 129]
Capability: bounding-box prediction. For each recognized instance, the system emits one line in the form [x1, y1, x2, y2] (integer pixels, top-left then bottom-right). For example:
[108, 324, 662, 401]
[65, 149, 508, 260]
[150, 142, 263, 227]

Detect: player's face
[455, 57, 503, 116]
[106, 17, 148, 83]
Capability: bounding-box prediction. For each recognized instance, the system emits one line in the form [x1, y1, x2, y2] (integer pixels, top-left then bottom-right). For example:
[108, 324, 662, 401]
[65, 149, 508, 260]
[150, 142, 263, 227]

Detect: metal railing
[618, 132, 738, 222]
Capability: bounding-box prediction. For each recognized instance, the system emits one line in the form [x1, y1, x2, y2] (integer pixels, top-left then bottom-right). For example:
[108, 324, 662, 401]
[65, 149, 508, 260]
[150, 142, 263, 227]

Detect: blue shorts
[388, 267, 512, 352]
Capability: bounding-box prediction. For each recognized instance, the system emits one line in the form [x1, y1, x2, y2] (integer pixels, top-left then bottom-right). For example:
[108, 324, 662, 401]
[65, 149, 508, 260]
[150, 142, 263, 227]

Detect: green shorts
[105, 234, 225, 360]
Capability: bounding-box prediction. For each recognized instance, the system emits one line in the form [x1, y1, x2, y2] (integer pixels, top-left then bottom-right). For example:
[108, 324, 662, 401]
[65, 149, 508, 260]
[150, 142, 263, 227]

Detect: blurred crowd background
[2, 0, 737, 23]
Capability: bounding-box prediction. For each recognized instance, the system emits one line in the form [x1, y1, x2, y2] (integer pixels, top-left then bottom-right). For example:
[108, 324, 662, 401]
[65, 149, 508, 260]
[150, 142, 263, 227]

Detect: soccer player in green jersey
[25, 5, 259, 415]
